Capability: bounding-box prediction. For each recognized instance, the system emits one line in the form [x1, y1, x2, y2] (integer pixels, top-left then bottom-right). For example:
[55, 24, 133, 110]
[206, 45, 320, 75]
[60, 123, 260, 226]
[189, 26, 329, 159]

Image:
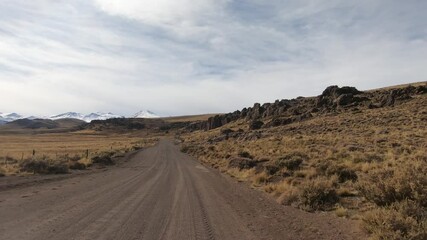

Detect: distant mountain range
[49, 112, 124, 122]
[0, 110, 160, 124]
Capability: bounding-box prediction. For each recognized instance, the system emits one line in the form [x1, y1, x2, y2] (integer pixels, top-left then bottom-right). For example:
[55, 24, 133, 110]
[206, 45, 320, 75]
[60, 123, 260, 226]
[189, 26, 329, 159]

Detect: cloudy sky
[0, 0, 426, 117]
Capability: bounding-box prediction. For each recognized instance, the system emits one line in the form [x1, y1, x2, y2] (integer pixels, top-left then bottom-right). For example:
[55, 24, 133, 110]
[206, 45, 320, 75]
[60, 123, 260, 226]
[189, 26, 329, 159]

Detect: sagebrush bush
[92, 153, 115, 166]
[238, 151, 252, 159]
[20, 160, 48, 173]
[298, 177, 339, 211]
[264, 164, 280, 175]
[20, 159, 68, 174]
[276, 152, 307, 171]
[324, 164, 358, 183]
[131, 145, 143, 151]
[363, 200, 427, 240]
[180, 145, 190, 153]
[357, 161, 427, 207]
[69, 162, 86, 170]
[47, 163, 69, 174]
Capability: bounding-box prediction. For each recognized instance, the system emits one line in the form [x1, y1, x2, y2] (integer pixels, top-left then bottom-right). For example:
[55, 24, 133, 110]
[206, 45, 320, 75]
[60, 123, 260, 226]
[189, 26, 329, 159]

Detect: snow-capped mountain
[49, 112, 85, 121]
[132, 110, 160, 118]
[0, 112, 24, 122]
[1, 110, 159, 123]
[49, 112, 123, 122]
[82, 112, 123, 122]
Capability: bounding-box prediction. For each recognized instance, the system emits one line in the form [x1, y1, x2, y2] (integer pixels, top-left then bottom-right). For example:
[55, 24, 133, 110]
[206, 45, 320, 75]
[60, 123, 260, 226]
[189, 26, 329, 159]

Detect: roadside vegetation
[180, 84, 427, 239]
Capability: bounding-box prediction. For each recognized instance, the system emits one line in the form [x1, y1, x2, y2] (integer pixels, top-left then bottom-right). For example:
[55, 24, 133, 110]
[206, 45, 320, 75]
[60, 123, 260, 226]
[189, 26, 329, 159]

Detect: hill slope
[0, 118, 86, 133]
[188, 83, 426, 131]
[180, 82, 427, 239]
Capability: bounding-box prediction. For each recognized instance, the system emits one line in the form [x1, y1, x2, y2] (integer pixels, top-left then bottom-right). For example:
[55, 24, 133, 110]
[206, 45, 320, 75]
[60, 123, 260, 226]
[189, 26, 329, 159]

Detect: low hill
[180, 82, 427, 239]
[161, 114, 219, 123]
[187, 82, 427, 131]
[87, 118, 167, 132]
[0, 118, 86, 133]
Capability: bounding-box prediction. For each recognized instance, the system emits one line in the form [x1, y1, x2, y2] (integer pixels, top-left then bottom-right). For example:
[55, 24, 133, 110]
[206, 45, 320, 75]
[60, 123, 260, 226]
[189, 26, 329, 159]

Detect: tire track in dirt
[0, 140, 366, 240]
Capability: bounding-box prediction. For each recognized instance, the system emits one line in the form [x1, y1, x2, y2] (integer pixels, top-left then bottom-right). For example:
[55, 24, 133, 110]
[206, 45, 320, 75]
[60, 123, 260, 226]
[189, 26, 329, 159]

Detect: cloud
[93, 0, 229, 26]
[0, 0, 426, 117]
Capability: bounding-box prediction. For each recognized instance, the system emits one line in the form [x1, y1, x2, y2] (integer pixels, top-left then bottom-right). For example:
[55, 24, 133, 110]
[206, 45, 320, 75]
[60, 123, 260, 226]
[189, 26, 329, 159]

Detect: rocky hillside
[188, 83, 427, 131]
[180, 82, 427, 240]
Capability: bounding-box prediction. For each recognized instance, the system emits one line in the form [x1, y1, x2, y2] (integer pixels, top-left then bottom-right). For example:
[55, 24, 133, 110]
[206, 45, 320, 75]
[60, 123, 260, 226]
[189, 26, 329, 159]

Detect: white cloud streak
[0, 0, 426, 116]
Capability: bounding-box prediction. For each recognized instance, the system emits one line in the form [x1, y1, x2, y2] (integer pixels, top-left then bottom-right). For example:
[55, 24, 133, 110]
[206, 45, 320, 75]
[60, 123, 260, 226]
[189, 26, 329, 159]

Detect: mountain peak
[0, 112, 24, 122]
[133, 110, 160, 118]
[49, 112, 123, 122]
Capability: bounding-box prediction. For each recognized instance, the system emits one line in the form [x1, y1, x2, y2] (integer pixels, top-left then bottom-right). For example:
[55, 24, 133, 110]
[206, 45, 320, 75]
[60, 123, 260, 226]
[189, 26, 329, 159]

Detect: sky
[0, 0, 426, 117]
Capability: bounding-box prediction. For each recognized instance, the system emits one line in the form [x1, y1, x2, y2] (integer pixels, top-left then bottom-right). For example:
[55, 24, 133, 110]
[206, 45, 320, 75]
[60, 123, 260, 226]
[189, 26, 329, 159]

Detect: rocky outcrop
[187, 83, 427, 131]
[316, 85, 368, 109]
[380, 85, 427, 107]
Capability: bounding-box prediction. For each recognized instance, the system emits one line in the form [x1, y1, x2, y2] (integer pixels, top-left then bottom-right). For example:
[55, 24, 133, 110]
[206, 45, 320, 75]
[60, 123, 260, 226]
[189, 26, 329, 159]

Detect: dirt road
[0, 140, 365, 240]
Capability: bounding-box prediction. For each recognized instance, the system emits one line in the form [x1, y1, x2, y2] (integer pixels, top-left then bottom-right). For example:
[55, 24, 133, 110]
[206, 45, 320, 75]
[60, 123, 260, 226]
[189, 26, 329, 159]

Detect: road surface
[0, 140, 365, 240]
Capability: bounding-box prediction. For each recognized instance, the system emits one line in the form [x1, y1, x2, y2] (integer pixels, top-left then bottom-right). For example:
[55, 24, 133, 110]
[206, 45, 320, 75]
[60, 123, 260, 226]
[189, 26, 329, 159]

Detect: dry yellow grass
[180, 93, 427, 235]
[162, 114, 220, 123]
[0, 131, 157, 159]
[0, 130, 159, 175]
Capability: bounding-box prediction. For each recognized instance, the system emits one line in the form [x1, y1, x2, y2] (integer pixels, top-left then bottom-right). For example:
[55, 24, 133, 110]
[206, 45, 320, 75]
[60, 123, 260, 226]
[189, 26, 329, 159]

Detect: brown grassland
[0, 130, 159, 176]
[161, 114, 219, 123]
[180, 89, 427, 239]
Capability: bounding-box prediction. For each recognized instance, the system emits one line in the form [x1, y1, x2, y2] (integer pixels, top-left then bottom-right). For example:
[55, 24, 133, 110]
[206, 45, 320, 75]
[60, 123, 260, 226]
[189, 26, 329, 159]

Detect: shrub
[276, 152, 307, 171]
[357, 161, 427, 207]
[320, 163, 358, 183]
[180, 145, 190, 153]
[131, 145, 143, 151]
[20, 160, 68, 174]
[20, 160, 49, 173]
[299, 177, 339, 211]
[47, 163, 69, 174]
[253, 172, 269, 185]
[238, 151, 252, 159]
[265, 164, 280, 175]
[335, 206, 349, 218]
[92, 153, 115, 166]
[278, 184, 300, 206]
[228, 157, 256, 170]
[363, 200, 427, 240]
[69, 162, 86, 170]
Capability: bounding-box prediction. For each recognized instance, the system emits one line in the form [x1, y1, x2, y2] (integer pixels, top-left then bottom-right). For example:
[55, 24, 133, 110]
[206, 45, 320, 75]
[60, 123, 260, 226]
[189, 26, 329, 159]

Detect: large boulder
[317, 86, 363, 109]
[321, 86, 361, 98]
